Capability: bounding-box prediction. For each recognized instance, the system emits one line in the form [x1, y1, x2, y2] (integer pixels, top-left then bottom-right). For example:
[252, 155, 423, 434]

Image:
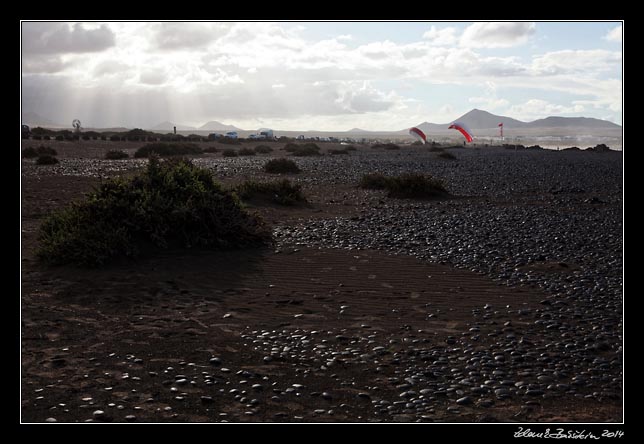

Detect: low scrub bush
[284, 143, 320, 157]
[36, 155, 59, 165]
[372, 143, 400, 150]
[134, 142, 202, 158]
[437, 151, 457, 160]
[328, 149, 350, 155]
[264, 158, 301, 174]
[219, 138, 241, 145]
[105, 150, 129, 160]
[37, 157, 271, 266]
[359, 173, 390, 190]
[238, 148, 256, 156]
[235, 179, 306, 206]
[222, 148, 238, 157]
[254, 145, 273, 154]
[23, 145, 57, 158]
[359, 173, 448, 199]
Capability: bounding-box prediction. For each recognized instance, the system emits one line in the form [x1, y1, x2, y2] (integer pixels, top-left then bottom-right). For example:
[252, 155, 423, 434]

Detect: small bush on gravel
[437, 151, 457, 160]
[22, 147, 38, 158]
[105, 150, 129, 160]
[254, 145, 273, 154]
[222, 148, 238, 157]
[284, 143, 321, 156]
[219, 138, 241, 145]
[372, 143, 400, 150]
[344, 145, 357, 151]
[385, 173, 448, 199]
[24, 146, 58, 158]
[264, 158, 301, 174]
[359, 173, 390, 190]
[328, 149, 349, 155]
[203, 146, 219, 153]
[235, 179, 306, 206]
[359, 173, 448, 199]
[238, 148, 256, 156]
[37, 157, 271, 266]
[35, 155, 59, 165]
[134, 142, 202, 158]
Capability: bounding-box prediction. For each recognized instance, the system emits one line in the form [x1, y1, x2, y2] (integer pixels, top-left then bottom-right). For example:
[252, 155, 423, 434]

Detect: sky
[20, 21, 623, 131]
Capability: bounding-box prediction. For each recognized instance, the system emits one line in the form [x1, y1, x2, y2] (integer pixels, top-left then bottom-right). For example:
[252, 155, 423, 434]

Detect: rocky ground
[21, 140, 623, 423]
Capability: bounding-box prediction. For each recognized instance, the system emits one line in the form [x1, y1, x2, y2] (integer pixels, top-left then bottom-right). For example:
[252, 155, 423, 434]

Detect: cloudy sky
[21, 21, 623, 130]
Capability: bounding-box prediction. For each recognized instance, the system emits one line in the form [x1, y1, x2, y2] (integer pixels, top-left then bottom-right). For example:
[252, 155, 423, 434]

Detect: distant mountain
[198, 121, 243, 132]
[528, 116, 621, 129]
[148, 121, 197, 131]
[405, 109, 621, 132]
[347, 128, 372, 133]
[454, 109, 527, 129]
[22, 111, 64, 128]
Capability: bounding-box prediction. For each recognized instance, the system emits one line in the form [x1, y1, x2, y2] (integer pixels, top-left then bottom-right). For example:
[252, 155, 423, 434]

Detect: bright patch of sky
[21, 21, 623, 130]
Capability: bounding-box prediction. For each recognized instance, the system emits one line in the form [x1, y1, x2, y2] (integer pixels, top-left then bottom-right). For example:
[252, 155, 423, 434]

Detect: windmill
[72, 119, 82, 135]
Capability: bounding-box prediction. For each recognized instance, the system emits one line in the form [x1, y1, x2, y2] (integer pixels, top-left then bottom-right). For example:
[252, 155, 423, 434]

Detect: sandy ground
[20, 140, 623, 423]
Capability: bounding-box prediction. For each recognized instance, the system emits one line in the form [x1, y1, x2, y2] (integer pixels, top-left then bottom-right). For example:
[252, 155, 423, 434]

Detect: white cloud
[153, 22, 230, 50]
[93, 60, 132, 77]
[20, 22, 622, 129]
[22, 22, 115, 54]
[531, 50, 622, 75]
[139, 70, 167, 85]
[604, 24, 622, 43]
[22, 56, 69, 73]
[422, 26, 457, 46]
[460, 22, 535, 48]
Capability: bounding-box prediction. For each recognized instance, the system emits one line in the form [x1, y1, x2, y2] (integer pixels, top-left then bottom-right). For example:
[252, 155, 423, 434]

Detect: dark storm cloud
[22, 22, 116, 54]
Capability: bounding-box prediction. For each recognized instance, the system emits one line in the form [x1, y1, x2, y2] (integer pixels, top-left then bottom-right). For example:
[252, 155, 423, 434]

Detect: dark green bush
[203, 146, 219, 153]
[105, 150, 129, 160]
[344, 145, 357, 151]
[372, 143, 400, 150]
[37, 157, 271, 266]
[437, 151, 457, 160]
[284, 143, 320, 156]
[238, 148, 256, 156]
[222, 148, 238, 157]
[359, 173, 448, 199]
[22, 147, 38, 158]
[134, 142, 202, 158]
[36, 155, 59, 165]
[235, 179, 306, 206]
[264, 158, 301, 174]
[24, 145, 57, 158]
[328, 149, 349, 155]
[385, 173, 448, 199]
[219, 138, 241, 145]
[359, 173, 390, 190]
[37, 146, 57, 156]
[55, 135, 64, 141]
[254, 145, 273, 154]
